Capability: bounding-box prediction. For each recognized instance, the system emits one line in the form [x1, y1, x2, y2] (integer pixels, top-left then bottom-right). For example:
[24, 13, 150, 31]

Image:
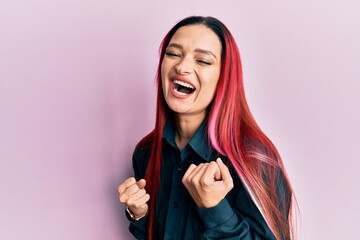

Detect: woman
[118, 16, 296, 240]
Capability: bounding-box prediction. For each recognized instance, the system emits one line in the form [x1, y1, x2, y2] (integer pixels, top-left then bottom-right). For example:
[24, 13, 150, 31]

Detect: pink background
[1, 1, 359, 239]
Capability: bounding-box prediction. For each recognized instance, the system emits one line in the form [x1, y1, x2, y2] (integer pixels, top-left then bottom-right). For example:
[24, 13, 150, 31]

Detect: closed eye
[165, 51, 181, 57]
[196, 59, 211, 65]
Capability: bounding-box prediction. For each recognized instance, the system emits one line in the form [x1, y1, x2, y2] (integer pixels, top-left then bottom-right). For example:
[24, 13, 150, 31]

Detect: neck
[174, 112, 206, 150]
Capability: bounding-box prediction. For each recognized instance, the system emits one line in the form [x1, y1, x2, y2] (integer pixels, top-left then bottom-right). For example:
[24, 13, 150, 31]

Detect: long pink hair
[138, 16, 296, 240]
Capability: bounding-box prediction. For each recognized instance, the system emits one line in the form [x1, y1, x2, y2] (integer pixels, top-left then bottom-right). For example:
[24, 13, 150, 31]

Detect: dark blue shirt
[127, 119, 277, 239]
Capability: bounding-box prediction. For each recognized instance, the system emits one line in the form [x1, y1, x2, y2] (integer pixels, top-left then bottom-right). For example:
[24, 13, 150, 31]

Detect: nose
[174, 56, 192, 75]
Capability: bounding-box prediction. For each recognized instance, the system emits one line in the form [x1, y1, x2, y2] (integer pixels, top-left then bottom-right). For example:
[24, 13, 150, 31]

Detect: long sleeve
[128, 214, 148, 240]
[197, 198, 275, 240]
[127, 145, 151, 240]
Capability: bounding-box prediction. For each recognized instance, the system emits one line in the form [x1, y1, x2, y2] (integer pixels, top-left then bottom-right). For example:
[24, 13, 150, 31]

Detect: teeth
[173, 80, 195, 89]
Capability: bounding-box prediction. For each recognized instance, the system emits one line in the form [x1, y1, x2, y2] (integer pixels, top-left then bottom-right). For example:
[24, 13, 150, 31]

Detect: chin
[167, 106, 189, 114]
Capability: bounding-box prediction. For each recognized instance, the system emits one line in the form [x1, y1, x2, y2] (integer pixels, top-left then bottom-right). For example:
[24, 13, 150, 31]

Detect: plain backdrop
[1, 1, 359, 239]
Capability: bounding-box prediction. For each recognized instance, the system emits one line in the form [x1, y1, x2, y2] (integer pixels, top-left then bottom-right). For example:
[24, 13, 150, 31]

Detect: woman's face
[161, 24, 222, 119]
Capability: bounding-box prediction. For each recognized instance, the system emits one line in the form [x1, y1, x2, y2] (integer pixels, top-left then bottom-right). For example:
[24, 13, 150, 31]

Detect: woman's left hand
[182, 158, 234, 208]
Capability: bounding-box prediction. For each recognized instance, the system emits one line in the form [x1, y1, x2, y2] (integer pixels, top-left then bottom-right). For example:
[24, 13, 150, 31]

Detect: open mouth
[173, 79, 196, 95]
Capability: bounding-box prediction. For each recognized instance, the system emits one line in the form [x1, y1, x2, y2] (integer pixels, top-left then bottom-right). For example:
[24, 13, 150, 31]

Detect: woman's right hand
[118, 177, 150, 219]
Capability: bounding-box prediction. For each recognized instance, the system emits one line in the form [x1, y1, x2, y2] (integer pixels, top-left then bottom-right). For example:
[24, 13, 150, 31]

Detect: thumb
[136, 179, 146, 189]
[216, 158, 232, 183]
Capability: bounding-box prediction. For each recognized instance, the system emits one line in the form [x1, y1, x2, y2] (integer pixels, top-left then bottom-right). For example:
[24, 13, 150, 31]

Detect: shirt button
[177, 166, 182, 170]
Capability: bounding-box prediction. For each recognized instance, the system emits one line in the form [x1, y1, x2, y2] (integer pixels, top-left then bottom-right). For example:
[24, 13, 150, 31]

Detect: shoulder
[132, 132, 154, 180]
[133, 135, 152, 162]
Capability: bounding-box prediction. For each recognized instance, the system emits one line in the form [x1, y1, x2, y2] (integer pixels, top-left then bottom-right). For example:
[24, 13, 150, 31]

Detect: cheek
[160, 61, 167, 89]
[211, 70, 221, 93]
[161, 58, 172, 75]
[203, 75, 220, 102]
[205, 72, 220, 93]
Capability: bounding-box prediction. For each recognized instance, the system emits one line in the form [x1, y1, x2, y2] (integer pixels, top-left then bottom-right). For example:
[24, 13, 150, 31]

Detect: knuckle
[145, 194, 150, 201]
[182, 176, 190, 185]
[188, 164, 196, 171]
[139, 189, 146, 196]
[200, 179, 210, 187]
[119, 195, 126, 203]
[118, 183, 127, 193]
[227, 180, 234, 189]
[181, 178, 186, 185]
[133, 203, 142, 209]
[182, 175, 187, 182]
[127, 198, 134, 205]
[191, 178, 198, 186]
[128, 185, 137, 192]
[128, 177, 136, 183]
[125, 177, 135, 186]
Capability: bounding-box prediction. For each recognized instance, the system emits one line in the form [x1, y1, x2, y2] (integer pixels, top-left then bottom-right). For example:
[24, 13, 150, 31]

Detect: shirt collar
[163, 117, 212, 162]
[163, 117, 178, 150]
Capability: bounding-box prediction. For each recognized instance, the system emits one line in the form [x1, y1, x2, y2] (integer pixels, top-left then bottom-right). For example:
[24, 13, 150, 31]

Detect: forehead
[169, 25, 222, 56]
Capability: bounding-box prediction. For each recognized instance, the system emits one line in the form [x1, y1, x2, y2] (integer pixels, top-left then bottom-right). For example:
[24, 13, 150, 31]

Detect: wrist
[126, 206, 147, 221]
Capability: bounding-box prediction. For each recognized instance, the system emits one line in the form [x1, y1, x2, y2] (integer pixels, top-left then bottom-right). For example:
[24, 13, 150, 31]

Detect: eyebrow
[167, 43, 218, 60]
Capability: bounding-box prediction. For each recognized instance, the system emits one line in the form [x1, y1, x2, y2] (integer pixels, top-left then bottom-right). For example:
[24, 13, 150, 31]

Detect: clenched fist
[182, 158, 234, 208]
[118, 177, 150, 219]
